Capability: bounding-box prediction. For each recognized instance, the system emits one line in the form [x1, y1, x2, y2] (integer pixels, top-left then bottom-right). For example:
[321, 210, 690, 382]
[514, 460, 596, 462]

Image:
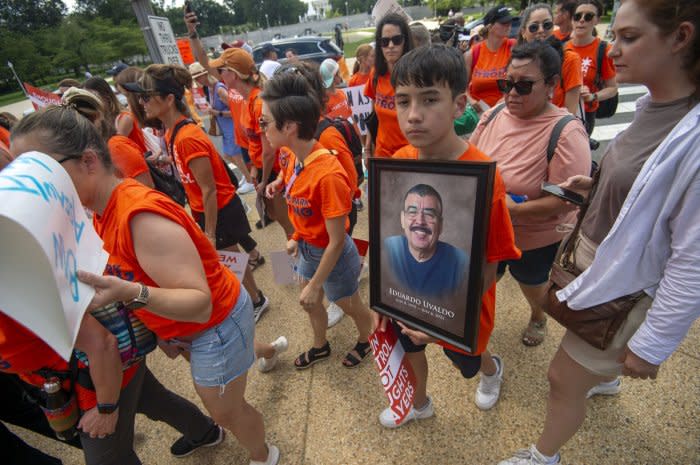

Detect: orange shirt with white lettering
[348, 72, 370, 88]
[93, 179, 239, 340]
[365, 71, 409, 158]
[325, 89, 353, 121]
[117, 111, 148, 154]
[227, 88, 248, 149]
[165, 118, 235, 213]
[551, 50, 583, 109]
[317, 123, 360, 198]
[0, 313, 140, 410]
[283, 142, 351, 247]
[469, 39, 516, 108]
[243, 87, 264, 168]
[392, 145, 521, 355]
[108, 135, 149, 179]
[565, 38, 615, 113]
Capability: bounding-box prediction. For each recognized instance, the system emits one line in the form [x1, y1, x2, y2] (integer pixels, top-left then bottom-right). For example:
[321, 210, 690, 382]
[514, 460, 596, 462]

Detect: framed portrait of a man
[368, 158, 496, 353]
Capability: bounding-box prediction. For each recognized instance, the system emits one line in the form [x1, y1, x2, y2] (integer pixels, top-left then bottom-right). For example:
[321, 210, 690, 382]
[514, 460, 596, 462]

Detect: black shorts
[256, 169, 279, 186]
[497, 241, 560, 286]
[194, 195, 253, 250]
[391, 321, 482, 379]
[240, 147, 251, 164]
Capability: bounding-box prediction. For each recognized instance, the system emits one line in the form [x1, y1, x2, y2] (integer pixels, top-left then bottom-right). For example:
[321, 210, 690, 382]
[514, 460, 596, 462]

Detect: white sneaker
[586, 378, 621, 399]
[257, 336, 289, 373]
[498, 445, 561, 465]
[475, 355, 503, 410]
[379, 396, 434, 428]
[237, 180, 255, 195]
[326, 302, 344, 328]
[250, 443, 280, 465]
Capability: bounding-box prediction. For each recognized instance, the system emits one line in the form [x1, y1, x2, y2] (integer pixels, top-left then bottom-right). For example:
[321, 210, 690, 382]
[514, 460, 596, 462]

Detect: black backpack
[315, 117, 365, 185]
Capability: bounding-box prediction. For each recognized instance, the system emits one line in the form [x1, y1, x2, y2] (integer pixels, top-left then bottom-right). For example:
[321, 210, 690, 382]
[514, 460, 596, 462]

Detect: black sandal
[342, 341, 371, 369]
[294, 342, 331, 370]
[248, 253, 265, 271]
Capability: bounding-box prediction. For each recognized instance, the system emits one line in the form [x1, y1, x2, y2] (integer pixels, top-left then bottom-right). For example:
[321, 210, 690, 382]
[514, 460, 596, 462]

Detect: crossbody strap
[167, 118, 195, 177]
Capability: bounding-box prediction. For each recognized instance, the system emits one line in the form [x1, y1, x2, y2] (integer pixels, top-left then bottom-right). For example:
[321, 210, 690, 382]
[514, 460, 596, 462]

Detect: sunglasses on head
[497, 78, 545, 95]
[527, 20, 554, 33]
[380, 34, 404, 48]
[573, 12, 596, 22]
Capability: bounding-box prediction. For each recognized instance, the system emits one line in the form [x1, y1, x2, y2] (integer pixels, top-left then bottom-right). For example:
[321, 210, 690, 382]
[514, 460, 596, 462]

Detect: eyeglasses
[404, 207, 440, 222]
[527, 20, 554, 33]
[380, 34, 404, 48]
[573, 12, 596, 22]
[259, 117, 272, 131]
[497, 78, 546, 95]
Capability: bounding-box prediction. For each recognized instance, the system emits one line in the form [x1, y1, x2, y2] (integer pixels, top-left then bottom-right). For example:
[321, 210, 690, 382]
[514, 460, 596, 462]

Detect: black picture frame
[369, 158, 496, 353]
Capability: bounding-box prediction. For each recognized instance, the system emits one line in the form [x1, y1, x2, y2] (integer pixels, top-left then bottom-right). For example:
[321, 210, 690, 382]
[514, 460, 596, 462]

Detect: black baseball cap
[484, 5, 513, 25]
[121, 76, 184, 100]
[106, 63, 128, 77]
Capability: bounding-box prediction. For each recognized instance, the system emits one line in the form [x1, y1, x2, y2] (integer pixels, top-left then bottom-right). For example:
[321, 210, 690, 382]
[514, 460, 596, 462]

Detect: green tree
[157, 0, 238, 36]
[0, 29, 54, 92]
[226, 0, 305, 29]
[0, 0, 65, 33]
[74, 0, 137, 25]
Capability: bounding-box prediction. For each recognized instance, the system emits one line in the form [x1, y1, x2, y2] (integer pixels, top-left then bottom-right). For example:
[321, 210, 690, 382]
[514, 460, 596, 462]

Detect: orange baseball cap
[210, 48, 257, 79]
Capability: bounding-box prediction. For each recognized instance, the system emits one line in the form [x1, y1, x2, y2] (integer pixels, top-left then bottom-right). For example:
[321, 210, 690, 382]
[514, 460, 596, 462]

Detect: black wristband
[97, 402, 119, 414]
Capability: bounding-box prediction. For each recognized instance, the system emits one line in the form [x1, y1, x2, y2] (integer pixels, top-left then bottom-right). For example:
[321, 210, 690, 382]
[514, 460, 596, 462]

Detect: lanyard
[284, 149, 329, 198]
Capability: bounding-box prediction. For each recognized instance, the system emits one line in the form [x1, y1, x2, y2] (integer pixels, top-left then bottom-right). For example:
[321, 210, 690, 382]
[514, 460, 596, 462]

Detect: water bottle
[42, 377, 78, 440]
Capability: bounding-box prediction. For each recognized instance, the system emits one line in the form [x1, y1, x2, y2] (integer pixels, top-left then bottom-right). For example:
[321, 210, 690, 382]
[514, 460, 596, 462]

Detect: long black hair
[374, 13, 414, 85]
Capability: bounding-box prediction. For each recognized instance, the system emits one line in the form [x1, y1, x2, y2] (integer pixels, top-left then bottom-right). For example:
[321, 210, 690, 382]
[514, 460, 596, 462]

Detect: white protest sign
[371, 0, 412, 23]
[0, 152, 109, 361]
[269, 251, 298, 286]
[218, 250, 249, 282]
[343, 85, 373, 136]
[148, 16, 184, 66]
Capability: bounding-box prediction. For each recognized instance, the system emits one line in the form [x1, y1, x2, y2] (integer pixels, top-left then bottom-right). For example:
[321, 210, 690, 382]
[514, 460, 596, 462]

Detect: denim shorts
[188, 289, 256, 388]
[296, 234, 360, 302]
[497, 241, 560, 286]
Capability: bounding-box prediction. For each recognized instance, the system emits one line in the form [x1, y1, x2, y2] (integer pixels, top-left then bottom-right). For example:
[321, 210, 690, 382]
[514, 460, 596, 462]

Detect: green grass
[343, 35, 374, 59]
[0, 91, 27, 107]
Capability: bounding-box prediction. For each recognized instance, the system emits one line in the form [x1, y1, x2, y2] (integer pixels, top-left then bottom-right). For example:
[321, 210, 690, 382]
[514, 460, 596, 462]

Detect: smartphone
[184, 0, 194, 13]
[541, 182, 585, 206]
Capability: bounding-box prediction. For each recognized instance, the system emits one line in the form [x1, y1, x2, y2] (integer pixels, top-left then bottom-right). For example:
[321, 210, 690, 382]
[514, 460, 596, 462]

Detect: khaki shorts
[559, 233, 652, 378]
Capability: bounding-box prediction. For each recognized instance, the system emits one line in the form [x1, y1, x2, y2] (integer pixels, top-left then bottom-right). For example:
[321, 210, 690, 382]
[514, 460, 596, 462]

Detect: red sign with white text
[369, 323, 416, 425]
[24, 83, 61, 110]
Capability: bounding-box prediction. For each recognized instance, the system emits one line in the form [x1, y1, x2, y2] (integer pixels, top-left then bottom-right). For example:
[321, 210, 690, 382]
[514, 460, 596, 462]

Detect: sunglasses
[138, 92, 161, 103]
[380, 34, 404, 48]
[573, 12, 596, 22]
[497, 78, 545, 95]
[527, 20, 554, 33]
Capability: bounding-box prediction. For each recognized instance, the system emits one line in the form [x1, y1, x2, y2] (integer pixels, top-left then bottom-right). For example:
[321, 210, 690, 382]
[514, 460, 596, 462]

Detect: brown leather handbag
[545, 189, 645, 350]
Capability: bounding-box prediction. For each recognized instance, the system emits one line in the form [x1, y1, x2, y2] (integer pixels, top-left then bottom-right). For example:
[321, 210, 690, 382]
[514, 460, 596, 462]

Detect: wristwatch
[592, 92, 599, 102]
[97, 402, 119, 414]
[123, 283, 149, 310]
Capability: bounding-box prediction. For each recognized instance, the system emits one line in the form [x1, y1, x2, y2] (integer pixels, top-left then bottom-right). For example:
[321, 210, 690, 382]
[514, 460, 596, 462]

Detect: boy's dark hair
[555, 0, 577, 17]
[374, 13, 413, 84]
[260, 71, 321, 140]
[391, 44, 467, 98]
[510, 41, 562, 86]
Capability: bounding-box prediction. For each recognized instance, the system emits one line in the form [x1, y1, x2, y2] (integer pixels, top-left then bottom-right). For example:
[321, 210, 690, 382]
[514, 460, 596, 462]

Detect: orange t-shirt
[392, 145, 521, 355]
[108, 135, 149, 179]
[165, 118, 235, 213]
[93, 179, 239, 340]
[326, 89, 353, 121]
[243, 87, 264, 169]
[227, 88, 248, 149]
[364, 71, 409, 158]
[348, 72, 370, 88]
[0, 126, 10, 148]
[469, 39, 516, 108]
[552, 50, 583, 109]
[117, 111, 148, 154]
[0, 312, 139, 410]
[552, 28, 571, 42]
[565, 38, 616, 113]
[283, 142, 351, 247]
[317, 122, 359, 197]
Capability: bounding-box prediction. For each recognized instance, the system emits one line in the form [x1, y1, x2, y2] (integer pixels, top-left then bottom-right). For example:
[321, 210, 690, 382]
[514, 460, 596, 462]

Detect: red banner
[24, 83, 61, 110]
[369, 323, 416, 425]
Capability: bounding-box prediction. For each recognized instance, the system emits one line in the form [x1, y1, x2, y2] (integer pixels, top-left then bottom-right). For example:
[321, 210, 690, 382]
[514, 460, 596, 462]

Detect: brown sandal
[522, 318, 547, 347]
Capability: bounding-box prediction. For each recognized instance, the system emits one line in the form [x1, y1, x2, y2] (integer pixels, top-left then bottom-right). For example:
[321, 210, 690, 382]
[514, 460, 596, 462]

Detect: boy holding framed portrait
[371, 44, 521, 427]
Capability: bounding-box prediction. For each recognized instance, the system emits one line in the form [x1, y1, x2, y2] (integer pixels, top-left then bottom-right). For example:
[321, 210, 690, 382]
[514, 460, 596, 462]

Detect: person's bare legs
[299, 280, 328, 349]
[228, 154, 253, 184]
[480, 349, 497, 376]
[520, 282, 549, 323]
[535, 347, 607, 456]
[255, 340, 275, 359]
[264, 196, 294, 238]
[224, 244, 261, 301]
[334, 291, 372, 343]
[194, 373, 269, 462]
[406, 351, 429, 409]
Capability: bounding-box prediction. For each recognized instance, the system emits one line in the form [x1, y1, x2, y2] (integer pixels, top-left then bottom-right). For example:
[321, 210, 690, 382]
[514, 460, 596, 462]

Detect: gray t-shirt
[581, 96, 695, 245]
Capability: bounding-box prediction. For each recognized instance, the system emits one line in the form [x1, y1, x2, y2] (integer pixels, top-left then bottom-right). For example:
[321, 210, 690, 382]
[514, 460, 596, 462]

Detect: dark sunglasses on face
[527, 20, 554, 33]
[380, 34, 404, 48]
[138, 92, 161, 103]
[573, 12, 596, 22]
[497, 78, 545, 96]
